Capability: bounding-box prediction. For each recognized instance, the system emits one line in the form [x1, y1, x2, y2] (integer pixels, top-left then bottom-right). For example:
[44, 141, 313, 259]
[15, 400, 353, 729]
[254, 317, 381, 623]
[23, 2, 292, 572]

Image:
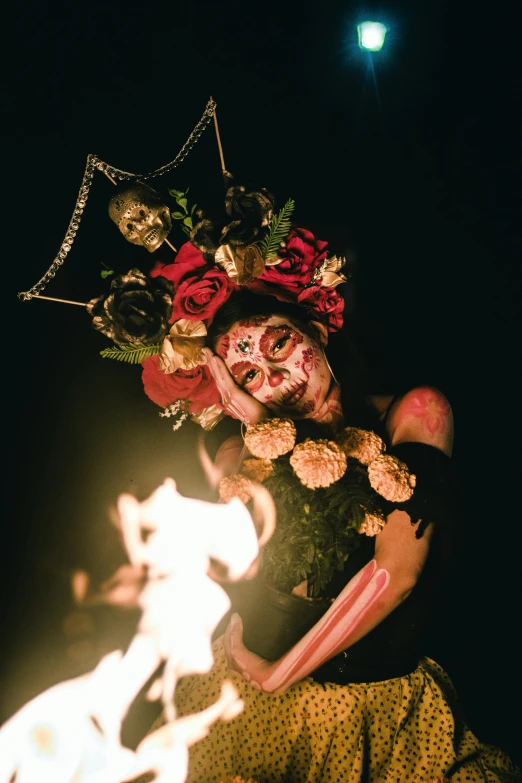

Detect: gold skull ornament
[108, 182, 172, 253]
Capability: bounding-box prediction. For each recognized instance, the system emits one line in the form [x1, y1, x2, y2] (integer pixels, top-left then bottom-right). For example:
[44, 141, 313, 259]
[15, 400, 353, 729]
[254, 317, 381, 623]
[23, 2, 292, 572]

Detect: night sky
[4, 0, 522, 765]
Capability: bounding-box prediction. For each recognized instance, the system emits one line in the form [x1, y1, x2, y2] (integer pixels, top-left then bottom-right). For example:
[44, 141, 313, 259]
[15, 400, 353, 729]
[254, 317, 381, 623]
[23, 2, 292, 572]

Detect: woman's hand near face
[204, 348, 271, 425]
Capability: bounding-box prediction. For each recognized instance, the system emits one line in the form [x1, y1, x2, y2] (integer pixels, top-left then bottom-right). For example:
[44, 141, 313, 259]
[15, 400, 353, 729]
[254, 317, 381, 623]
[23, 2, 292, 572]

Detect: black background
[3, 0, 522, 766]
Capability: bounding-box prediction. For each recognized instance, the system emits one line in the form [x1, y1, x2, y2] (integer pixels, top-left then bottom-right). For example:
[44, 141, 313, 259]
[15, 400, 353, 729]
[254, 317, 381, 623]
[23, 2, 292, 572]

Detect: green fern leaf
[99, 342, 162, 365]
[259, 198, 295, 260]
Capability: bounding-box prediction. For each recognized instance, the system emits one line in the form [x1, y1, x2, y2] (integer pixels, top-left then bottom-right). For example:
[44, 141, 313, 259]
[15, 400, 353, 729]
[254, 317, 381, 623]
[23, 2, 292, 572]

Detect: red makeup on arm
[384, 386, 454, 457]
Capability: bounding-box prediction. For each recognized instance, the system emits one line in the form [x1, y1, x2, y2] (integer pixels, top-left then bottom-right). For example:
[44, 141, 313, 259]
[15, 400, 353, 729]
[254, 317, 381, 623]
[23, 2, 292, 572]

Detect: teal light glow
[357, 21, 388, 52]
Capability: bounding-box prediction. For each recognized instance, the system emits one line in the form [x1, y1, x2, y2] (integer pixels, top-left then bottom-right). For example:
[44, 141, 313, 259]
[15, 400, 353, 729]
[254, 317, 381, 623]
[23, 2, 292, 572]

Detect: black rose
[225, 184, 274, 221]
[221, 184, 275, 247]
[87, 268, 174, 345]
[189, 217, 222, 260]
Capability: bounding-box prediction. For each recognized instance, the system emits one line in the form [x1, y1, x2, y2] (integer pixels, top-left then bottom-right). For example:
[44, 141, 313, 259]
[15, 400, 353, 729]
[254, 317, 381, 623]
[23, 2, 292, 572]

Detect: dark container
[236, 577, 331, 661]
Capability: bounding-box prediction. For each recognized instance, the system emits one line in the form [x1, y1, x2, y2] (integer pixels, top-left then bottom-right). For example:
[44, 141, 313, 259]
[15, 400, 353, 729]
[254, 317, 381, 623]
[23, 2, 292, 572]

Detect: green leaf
[99, 342, 162, 365]
[190, 203, 198, 215]
[176, 197, 188, 211]
[258, 448, 384, 597]
[183, 216, 193, 228]
[172, 211, 185, 220]
[259, 198, 295, 260]
[101, 269, 114, 279]
[168, 188, 184, 198]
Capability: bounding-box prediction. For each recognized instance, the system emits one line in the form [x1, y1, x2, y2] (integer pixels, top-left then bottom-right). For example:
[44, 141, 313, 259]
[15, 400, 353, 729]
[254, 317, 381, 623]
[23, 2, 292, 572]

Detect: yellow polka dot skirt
[141, 636, 521, 783]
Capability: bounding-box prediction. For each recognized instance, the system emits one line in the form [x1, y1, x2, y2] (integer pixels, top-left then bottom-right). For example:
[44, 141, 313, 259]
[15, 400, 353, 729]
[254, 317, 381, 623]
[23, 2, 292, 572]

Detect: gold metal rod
[102, 169, 118, 186]
[31, 295, 87, 306]
[165, 237, 178, 252]
[211, 98, 226, 172]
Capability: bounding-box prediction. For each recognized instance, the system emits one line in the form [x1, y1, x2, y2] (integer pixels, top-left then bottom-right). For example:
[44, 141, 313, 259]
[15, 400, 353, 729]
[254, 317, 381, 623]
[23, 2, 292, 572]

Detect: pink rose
[258, 227, 328, 290]
[297, 285, 344, 332]
[171, 266, 236, 324]
[141, 355, 221, 413]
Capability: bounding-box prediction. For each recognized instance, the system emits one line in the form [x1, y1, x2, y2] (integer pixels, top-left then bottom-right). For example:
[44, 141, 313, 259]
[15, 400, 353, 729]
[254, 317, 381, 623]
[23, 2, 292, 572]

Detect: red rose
[151, 241, 235, 324]
[258, 227, 328, 291]
[151, 242, 207, 288]
[141, 355, 221, 413]
[297, 285, 344, 332]
[171, 266, 235, 324]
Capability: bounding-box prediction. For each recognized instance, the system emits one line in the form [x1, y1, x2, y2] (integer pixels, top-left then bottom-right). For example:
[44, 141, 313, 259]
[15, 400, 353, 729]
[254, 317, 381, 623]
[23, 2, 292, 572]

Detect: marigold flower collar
[218, 419, 416, 598]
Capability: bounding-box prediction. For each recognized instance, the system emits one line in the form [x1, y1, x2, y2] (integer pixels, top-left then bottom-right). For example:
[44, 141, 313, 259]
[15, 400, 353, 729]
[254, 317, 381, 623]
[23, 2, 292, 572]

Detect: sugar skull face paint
[216, 315, 333, 418]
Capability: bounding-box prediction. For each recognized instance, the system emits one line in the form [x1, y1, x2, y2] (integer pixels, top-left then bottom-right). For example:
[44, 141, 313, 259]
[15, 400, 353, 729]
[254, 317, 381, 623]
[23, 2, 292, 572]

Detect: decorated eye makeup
[273, 335, 290, 352]
[244, 368, 259, 384]
[230, 361, 264, 392]
[259, 325, 303, 361]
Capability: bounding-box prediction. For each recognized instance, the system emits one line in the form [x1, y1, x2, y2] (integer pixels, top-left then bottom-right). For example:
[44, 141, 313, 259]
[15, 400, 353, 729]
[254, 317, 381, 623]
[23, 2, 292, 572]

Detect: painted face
[216, 315, 333, 418]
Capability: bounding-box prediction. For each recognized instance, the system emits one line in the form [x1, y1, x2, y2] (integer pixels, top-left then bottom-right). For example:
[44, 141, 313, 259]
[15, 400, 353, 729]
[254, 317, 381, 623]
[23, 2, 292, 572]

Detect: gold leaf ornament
[215, 243, 280, 285]
[190, 404, 224, 431]
[314, 254, 347, 288]
[159, 319, 207, 373]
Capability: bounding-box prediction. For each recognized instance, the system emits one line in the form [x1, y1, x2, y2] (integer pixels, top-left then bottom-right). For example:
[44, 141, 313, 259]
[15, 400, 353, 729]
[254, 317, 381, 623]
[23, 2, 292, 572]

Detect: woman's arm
[225, 508, 431, 692]
[214, 436, 246, 477]
[224, 386, 454, 692]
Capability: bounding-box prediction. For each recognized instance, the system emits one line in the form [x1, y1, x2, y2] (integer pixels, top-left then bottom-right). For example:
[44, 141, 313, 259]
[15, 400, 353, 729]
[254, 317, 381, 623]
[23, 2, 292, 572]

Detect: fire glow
[0, 478, 274, 783]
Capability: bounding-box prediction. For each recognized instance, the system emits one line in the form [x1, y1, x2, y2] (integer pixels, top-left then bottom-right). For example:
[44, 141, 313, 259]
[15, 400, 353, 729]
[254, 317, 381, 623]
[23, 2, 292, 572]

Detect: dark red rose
[244, 279, 299, 306]
[151, 241, 236, 324]
[171, 266, 236, 324]
[141, 355, 221, 413]
[258, 227, 328, 290]
[151, 242, 207, 288]
[297, 285, 344, 332]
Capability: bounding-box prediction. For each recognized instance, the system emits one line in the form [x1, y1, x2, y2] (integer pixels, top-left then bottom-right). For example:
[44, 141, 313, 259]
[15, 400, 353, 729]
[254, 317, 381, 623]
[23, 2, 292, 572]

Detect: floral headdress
[87, 174, 348, 431]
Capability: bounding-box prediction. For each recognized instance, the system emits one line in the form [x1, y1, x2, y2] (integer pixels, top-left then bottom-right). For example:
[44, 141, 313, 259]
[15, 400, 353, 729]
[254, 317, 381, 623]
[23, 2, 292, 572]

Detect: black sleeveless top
[312, 442, 456, 684]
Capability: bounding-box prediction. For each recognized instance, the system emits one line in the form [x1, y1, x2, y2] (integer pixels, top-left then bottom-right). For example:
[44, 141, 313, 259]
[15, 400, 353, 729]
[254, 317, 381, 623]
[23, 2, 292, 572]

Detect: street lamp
[357, 21, 388, 52]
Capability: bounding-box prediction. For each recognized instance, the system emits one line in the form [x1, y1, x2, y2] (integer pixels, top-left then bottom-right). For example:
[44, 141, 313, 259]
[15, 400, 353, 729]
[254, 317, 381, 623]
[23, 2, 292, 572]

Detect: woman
[90, 178, 519, 780]
[163, 289, 519, 783]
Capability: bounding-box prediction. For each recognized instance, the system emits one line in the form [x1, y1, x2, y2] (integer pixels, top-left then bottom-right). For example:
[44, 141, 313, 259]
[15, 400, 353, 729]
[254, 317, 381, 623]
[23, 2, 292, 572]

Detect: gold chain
[18, 98, 217, 302]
